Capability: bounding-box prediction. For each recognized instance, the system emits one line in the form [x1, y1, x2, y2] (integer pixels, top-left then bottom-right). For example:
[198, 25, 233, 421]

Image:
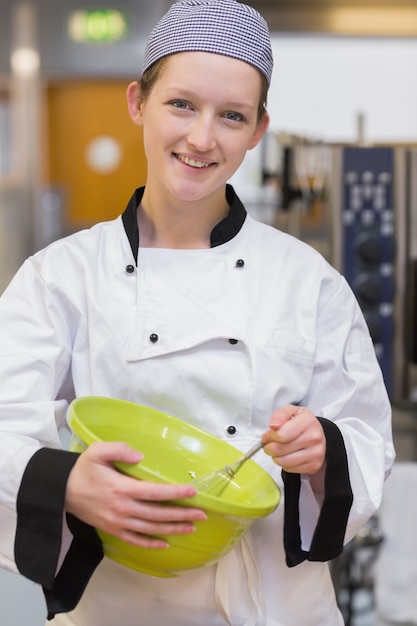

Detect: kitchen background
[1, 1, 417, 624]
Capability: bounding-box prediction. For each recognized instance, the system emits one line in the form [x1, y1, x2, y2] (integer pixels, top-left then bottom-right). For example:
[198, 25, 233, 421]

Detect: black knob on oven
[354, 274, 382, 305]
[355, 235, 382, 265]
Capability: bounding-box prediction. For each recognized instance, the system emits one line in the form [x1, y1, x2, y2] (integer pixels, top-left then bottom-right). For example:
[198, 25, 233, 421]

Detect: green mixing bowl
[67, 396, 280, 577]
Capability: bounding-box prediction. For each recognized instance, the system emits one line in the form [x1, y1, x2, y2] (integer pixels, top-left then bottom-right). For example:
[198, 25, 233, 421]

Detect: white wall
[268, 36, 417, 143]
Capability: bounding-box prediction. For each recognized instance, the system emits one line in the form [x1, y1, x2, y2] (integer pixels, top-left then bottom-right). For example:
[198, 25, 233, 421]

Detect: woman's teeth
[176, 154, 211, 168]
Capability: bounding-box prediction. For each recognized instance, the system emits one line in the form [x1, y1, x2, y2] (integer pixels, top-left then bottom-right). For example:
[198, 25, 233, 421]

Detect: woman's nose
[187, 115, 216, 152]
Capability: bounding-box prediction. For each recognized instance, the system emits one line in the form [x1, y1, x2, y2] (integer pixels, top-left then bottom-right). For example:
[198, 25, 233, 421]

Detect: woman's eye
[224, 111, 245, 122]
[170, 100, 191, 110]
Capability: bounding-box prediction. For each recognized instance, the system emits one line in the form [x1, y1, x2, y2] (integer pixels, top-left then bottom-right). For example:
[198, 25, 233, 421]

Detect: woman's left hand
[261, 404, 326, 480]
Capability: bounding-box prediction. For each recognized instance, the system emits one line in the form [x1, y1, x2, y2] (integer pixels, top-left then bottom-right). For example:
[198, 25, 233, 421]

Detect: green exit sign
[68, 9, 129, 43]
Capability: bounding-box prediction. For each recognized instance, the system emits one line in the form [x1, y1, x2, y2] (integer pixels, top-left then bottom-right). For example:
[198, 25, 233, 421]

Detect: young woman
[0, 1, 394, 624]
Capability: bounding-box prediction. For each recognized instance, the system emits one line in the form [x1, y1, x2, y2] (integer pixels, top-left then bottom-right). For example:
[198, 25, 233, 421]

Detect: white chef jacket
[0, 186, 394, 625]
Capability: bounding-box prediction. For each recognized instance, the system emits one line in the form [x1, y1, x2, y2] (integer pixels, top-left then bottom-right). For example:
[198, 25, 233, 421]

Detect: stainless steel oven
[259, 138, 417, 405]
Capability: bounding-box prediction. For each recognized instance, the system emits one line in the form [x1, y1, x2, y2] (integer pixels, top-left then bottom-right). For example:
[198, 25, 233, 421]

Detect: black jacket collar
[121, 184, 247, 265]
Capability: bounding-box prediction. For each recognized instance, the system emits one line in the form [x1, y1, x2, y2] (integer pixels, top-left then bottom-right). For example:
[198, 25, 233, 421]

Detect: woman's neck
[137, 186, 229, 249]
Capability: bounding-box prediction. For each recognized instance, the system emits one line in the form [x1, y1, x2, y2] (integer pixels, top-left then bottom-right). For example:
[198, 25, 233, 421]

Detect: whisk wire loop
[192, 440, 265, 497]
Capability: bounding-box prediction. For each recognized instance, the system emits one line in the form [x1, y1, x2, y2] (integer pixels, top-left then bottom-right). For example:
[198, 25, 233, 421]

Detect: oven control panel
[341, 147, 395, 396]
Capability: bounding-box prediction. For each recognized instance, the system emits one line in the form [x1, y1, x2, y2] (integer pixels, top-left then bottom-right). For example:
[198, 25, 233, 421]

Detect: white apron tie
[215, 530, 266, 626]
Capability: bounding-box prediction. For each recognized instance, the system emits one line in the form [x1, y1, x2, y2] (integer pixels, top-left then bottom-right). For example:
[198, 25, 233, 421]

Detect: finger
[261, 419, 299, 448]
[112, 511, 206, 548]
[280, 457, 324, 475]
[268, 405, 304, 431]
[269, 440, 325, 475]
[127, 479, 200, 503]
[130, 499, 207, 522]
[118, 530, 170, 549]
[98, 497, 206, 539]
[87, 441, 143, 465]
[123, 517, 198, 538]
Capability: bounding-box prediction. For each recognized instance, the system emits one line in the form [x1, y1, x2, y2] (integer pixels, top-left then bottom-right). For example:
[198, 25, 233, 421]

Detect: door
[45, 80, 147, 228]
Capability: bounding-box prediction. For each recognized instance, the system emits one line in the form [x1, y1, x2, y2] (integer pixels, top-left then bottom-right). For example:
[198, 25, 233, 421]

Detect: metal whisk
[191, 440, 265, 497]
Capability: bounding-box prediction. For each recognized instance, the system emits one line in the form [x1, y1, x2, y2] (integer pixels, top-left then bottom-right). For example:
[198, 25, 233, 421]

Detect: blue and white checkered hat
[142, 0, 273, 84]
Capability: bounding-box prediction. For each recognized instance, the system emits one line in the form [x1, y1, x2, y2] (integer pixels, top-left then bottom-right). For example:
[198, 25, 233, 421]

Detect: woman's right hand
[65, 441, 207, 549]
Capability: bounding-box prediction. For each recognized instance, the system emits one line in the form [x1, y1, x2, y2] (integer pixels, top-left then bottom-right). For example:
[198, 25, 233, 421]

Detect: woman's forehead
[160, 51, 262, 90]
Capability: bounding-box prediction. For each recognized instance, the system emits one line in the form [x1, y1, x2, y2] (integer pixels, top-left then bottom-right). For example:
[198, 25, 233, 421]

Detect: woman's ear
[249, 111, 270, 150]
[126, 81, 145, 126]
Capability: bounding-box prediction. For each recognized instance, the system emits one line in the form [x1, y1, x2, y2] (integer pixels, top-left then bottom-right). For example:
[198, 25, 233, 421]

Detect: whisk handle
[243, 440, 265, 461]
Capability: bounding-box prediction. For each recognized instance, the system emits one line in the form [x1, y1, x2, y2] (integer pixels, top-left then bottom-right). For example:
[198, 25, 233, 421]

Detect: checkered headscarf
[142, 0, 273, 84]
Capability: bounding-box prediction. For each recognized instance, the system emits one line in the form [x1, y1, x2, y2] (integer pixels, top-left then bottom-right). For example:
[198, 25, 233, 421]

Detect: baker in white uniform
[0, 1, 394, 624]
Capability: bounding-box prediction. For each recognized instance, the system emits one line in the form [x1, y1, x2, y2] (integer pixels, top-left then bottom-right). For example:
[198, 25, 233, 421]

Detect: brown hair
[139, 56, 268, 124]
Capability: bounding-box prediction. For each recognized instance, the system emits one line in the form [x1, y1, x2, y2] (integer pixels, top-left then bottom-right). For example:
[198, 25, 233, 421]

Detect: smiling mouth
[174, 154, 214, 169]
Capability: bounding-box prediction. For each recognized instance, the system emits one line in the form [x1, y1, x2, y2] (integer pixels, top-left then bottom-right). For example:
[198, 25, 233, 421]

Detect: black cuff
[15, 448, 80, 586]
[44, 513, 104, 620]
[309, 417, 353, 561]
[15, 447, 104, 620]
[282, 470, 306, 566]
[283, 417, 353, 567]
